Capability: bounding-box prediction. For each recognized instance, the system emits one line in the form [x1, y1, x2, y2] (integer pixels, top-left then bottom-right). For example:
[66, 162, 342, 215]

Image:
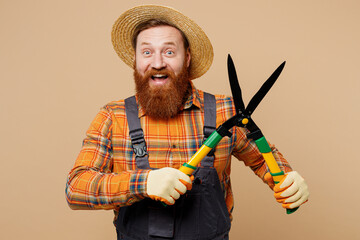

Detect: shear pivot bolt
[242, 118, 249, 125]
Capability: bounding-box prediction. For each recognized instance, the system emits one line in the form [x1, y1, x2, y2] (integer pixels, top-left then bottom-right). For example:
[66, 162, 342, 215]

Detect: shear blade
[227, 54, 245, 114]
[245, 61, 286, 115]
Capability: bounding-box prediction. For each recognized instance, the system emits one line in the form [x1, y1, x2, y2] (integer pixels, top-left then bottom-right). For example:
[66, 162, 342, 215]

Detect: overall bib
[115, 93, 231, 240]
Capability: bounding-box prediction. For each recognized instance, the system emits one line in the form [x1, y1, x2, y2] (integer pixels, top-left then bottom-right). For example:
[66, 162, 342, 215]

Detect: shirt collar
[137, 81, 202, 118]
[183, 81, 202, 110]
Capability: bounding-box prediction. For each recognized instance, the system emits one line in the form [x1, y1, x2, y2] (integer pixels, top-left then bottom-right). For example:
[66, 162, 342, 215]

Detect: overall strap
[202, 92, 217, 167]
[124, 96, 150, 169]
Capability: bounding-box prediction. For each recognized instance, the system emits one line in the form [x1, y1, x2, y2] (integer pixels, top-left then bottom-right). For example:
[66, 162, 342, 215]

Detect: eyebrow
[139, 41, 177, 46]
[163, 42, 176, 46]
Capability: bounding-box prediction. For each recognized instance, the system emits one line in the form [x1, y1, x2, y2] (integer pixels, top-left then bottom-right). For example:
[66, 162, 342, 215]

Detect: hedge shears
[179, 54, 298, 214]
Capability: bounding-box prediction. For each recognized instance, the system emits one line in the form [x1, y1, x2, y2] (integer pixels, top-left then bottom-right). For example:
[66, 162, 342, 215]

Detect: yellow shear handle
[179, 131, 223, 175]
[179, 145, 212, 175]
[254, 136, 285, 182]
[255, 136, 299, 214]
[261, 152, 284, 183]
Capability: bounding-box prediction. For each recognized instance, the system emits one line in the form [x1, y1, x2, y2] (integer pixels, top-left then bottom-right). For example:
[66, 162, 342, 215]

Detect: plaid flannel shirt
[65, 83, 292, 219]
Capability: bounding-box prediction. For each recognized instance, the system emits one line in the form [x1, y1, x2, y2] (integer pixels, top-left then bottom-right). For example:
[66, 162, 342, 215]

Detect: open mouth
[151, 74, 168, 80]
[150, 74, 169, 86]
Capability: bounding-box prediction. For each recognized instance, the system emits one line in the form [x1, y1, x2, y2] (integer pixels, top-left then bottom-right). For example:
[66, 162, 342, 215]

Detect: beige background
[1, 0, 359, 239]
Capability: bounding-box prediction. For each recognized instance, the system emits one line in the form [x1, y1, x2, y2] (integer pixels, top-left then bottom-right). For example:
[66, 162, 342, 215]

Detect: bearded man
[66, 5, 309, 240]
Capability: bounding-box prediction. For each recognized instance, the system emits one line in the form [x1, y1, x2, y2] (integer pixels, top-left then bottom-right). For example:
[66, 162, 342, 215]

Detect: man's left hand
[273, 171, 309, 209]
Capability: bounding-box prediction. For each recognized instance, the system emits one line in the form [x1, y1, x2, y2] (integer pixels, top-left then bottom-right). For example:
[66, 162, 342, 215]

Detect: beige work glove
[273, 171, 309, 209]
[146, 167, 193, 205]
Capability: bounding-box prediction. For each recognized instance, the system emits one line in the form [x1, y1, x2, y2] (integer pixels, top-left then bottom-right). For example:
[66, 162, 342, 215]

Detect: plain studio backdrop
[1, 0, 359, 239]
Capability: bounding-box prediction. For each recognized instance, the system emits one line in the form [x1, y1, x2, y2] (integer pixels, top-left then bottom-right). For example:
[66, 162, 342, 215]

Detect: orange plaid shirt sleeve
[65, 84, 292, 218]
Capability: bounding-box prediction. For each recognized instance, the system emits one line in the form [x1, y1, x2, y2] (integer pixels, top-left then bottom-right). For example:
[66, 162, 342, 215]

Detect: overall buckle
[132, 141, 147, 158]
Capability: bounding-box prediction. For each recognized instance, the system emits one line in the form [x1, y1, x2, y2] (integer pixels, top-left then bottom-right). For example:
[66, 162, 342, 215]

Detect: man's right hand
[146, 167, 193, 205]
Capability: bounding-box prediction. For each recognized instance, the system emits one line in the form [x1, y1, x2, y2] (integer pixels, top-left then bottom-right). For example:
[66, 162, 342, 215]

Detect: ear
[186, 48, 191, 68]
[133, 54, 137, 69]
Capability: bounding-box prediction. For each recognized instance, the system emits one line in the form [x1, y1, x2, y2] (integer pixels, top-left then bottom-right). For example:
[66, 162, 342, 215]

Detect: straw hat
[111, 5, 213, 80]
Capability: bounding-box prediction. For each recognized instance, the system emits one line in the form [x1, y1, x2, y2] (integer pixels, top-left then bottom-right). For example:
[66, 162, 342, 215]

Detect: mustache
[143, 68, 176, 81]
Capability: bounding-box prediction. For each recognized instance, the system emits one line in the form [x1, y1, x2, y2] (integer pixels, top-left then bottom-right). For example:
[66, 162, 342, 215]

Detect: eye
[143, 50, 151, 55]
[165, 50, 174, 55]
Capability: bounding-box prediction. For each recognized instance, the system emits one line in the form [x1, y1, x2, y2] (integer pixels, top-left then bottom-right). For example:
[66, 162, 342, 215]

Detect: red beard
[134, 62, 191, 119]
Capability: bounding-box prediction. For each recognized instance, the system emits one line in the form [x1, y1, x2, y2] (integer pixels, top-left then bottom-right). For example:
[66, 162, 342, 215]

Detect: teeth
[151, 74, 168, 80]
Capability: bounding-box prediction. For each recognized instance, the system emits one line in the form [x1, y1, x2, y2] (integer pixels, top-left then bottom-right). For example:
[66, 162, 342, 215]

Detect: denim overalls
[115, 93, 231, 240]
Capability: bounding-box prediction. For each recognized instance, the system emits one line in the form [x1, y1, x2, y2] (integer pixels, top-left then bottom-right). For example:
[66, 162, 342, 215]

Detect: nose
[151, 53, 166, 69]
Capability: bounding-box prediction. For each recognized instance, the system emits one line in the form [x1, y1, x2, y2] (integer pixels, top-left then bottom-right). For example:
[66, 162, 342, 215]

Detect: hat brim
[111, 5, 213, 80]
